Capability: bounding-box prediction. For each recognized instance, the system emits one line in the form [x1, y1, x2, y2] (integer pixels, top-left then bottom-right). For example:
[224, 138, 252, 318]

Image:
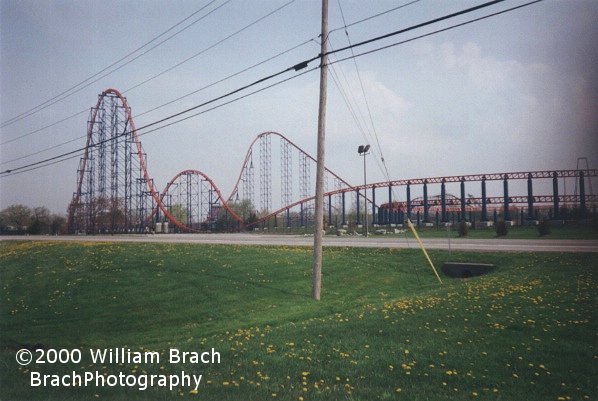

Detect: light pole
[358, 144, 370, 237]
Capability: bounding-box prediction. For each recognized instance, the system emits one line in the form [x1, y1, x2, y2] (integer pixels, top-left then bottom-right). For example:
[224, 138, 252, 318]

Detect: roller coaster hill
[67, 89, 597, 234]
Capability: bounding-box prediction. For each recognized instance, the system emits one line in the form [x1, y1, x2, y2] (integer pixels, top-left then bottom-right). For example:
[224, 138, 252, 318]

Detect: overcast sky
[1, 0, 597, 214]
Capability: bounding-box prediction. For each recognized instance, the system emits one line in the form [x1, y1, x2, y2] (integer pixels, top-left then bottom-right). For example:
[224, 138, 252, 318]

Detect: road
[1, 234, 597, 253]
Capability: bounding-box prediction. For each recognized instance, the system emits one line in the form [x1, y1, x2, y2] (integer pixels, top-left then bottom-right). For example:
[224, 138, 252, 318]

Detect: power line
[329, 0, 544, 66]
[335, 0, 393, 183]
[0, 109, 88, 147]
[133, 39, 315, 120]
[123, 0, 297, 95]
[329, 0, 421, 36]
[1, 58, 314, 176]
[0, 0, 229, 129]
[1, 68, 316, 178]
[0, 37, 315, 163]
[1, 0, 543, 178]
[0, 135, 84, 167]
[0, 0, 419, 147]
[325, 0, 507, 59]
[326, 0, 544, 205]
[0, 0, 296, 147]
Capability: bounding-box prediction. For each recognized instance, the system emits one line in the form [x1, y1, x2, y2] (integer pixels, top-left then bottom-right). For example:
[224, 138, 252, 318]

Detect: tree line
[0, 204, 66, 235]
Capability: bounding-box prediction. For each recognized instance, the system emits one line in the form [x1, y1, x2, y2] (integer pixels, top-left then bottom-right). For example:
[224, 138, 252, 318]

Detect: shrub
[457, 220, 469, 237]
[537, 219, 551, 237]
[495, 220, 508, 237]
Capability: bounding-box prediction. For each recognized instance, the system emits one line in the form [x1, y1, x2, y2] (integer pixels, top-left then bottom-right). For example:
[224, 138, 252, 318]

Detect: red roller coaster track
[70, 89, 358, 233]
[71, 88, 188, 231]
[69, 89, 597, 233]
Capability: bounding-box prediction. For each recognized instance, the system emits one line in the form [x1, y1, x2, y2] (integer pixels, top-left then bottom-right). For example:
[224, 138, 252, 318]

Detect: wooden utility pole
[311, 0, 328, 301]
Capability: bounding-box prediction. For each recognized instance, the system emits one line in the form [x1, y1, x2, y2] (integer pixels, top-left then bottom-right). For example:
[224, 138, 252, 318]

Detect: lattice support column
[299, 152, 310, 200]
[242, 151, 255, 209]
[280, 139, 292, 226]
[201, 179, 213, 230]
[335, 178, 343, 227]
[259, 134, 272, 213]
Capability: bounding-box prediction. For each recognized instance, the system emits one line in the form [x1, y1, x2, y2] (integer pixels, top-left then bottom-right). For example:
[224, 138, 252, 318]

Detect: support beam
[579, 170, 586, 218]
[342, 191, 346, 226]
[481, 176, 488, 222]
[552, 172, 559, 219]
[423, 181, 429, 223]
[387, 185, 392, 225]
[371, 187, 376, 225]
[406, 182, 412, 220]
[356, 189, 361, 226]
[503, 174, 510, 221]
[460, 177, 466, 222]
[441, 179, 447, 222]
[328, 193, 332, 227]
[527, 173, 534, 220]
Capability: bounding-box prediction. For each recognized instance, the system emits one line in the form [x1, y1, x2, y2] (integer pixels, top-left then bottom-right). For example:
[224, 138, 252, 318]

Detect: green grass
[340, 226, 598, 239]
[400, 223, 598, 239]
[0, 241, 596, 401]
[282, 223, 598, 239]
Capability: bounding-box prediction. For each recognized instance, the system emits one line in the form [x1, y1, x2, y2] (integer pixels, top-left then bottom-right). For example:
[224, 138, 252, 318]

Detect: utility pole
[312, 0, 328, 301]
[358, 145, 370, 236]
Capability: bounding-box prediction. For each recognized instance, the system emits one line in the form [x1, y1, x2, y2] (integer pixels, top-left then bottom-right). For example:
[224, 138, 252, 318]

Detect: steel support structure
[299, 152, 310, 201]
[481, 177, 488, 222]
[460, 178, 466, 222]
[259, 134, 272, 214]
[334, 178, 343, 227]
[70, 93, 597, 233]
[242, 152, 255, 208]
[371, 187, 376, 226]
[552, 172, 559, 218]
[423, 181, 429, 223]
[387, 185, 392, 225]
[527, 173, 534, 220]
[201, 179, 213, 230]
[280, 139, 292, 227]
[503, 175, 510, 221]
[406, 182, 412, 220]
[579, 170, 586, 218]
[341, 191, 346, 226]
[440, 180, 447, 223]
[70, 92, 152, 234]
[356, 189, 361, 226]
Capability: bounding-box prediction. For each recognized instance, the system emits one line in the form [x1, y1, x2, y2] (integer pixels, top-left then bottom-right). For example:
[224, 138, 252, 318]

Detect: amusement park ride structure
[67, 89, 597, 234]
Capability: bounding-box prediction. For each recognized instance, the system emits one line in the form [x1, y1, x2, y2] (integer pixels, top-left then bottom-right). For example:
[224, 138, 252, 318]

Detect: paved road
[1, 234, 597, 253]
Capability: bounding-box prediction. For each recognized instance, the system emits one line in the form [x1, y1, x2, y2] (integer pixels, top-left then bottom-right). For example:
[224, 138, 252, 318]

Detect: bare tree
[0, 204, 32, 232]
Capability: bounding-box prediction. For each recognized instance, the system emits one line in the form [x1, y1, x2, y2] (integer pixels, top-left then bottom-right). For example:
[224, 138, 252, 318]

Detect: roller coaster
[67, 89, 597, 234]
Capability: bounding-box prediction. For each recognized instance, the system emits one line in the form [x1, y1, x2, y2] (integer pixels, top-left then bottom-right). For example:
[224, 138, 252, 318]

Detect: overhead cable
[1, 0, 545, 178]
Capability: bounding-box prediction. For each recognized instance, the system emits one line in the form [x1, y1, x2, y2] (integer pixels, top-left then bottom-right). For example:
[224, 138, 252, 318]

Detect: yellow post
[406, 219, 443, 284]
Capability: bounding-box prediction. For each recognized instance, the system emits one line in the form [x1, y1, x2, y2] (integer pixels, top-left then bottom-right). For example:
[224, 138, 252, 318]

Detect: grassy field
[0, 241, 596, 401]
[317, 223, 598, 239]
